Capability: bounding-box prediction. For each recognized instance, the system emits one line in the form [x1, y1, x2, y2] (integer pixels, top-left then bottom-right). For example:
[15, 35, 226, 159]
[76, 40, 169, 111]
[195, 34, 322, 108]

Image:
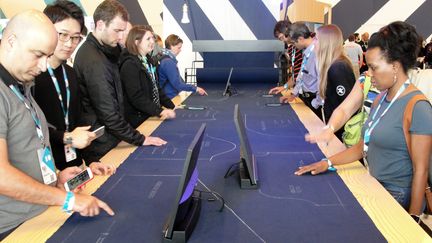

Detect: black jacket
[324, 59, 356, 140]
[119, 50, 175, 128]
[33, 64, 84, 170]
[73, 33, 145, 162]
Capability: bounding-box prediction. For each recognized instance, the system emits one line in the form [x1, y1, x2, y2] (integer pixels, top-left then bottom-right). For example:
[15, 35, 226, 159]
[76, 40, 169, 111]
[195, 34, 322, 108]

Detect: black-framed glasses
[58, 32, 83, 44]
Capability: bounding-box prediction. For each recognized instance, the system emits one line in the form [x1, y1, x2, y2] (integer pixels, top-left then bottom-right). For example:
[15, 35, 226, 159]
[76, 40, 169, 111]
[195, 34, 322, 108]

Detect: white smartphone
[92, 126, 105, 138]
[64, 167, 94, 191]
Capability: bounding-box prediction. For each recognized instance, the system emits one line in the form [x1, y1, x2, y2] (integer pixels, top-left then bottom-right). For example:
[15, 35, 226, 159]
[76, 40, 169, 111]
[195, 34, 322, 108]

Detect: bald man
[0, 10, 113, 240]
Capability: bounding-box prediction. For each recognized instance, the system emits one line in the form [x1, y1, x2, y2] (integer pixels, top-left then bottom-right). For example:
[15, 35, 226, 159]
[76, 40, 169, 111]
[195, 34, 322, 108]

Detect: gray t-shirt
[362, 91, 432, 188]
[344, 42, 363, 66]
[0, 79, 52, 233]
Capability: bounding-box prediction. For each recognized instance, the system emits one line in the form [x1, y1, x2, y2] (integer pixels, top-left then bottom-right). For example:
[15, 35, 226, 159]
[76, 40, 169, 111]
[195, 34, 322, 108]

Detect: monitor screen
[222, 67, 234, 96]
[163, 123, 206, 240]
[234, 104, 258, 186]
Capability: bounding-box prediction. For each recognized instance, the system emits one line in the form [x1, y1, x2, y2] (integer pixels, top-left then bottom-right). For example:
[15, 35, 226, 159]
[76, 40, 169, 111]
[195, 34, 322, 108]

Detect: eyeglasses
[58, 32, 83, 44]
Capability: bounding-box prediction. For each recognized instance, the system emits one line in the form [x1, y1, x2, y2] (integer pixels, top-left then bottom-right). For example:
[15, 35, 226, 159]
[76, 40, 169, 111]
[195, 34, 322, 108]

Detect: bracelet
[322, 158, 337, 172]
[62, 191, 75, 213]
[283, 83, 289, 90]
[323, 124, 335, 132]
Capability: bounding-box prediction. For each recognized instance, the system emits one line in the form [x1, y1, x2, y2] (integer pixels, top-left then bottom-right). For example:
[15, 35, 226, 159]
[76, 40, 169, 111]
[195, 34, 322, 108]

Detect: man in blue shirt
[158, 34, 207, 99]
[282, 22, 321, 119]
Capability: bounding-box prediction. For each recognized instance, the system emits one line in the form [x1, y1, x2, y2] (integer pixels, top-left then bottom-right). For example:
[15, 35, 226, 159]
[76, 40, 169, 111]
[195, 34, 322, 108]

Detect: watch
[322, 158, 337, 172]
[64, 133, 73, 145]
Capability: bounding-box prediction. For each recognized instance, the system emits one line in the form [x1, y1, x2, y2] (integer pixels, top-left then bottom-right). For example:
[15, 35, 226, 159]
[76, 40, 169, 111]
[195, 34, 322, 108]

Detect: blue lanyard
[296, 44, 315, 94]
[291, 46, 296, 81]
[363, 80, 410, 154]
[47, 64, 70, 131]
[140, 55, 156, 82]
[9, 85, 45, 145]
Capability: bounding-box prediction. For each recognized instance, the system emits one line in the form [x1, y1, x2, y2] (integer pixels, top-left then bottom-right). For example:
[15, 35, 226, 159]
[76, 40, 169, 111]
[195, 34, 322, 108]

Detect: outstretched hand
[305, 126, 334, 144]
[268, 86, 285, 95]
[143, 136, 167, 146]
[196, 87, 208, 96]
[294, 161, 328, 176]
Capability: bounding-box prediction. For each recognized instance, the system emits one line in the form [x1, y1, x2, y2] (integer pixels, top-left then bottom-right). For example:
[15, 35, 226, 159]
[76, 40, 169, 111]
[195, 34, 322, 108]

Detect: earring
[393, 73, 397, 84]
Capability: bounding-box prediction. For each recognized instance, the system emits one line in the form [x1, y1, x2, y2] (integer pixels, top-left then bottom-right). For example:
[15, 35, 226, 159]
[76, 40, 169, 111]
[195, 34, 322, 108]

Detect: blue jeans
[381, 182, 411, 210]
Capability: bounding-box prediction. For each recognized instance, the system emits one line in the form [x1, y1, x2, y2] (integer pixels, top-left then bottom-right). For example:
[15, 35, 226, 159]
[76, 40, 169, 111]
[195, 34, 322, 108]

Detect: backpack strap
[359, 76, 372, 113]
[403, 93, 428, 157]
[362, 76, 372, 99]
[401, 89, 432, 214]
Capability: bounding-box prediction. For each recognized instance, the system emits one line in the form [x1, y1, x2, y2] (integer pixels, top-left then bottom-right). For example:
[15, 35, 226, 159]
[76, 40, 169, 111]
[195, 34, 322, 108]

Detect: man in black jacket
[74, 0, 166, 163]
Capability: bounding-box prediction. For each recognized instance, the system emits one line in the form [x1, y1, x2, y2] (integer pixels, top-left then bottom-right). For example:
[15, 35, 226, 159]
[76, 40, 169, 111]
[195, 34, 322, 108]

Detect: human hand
[67, 126, 96, 149]
[143, 136, 167, 146]
[160, 109, 176, 120]
[305, 126, 334, 144]
[287, 77, 295, 89]
[294, 160, 328, 176]
[57, 166, 83, 190]
[268, 86, 285, 95]
[279, 94, 295, 103]
[73, 193, 115, 217]
[196, 87, 208, 96]
[89, 162, 116, 176]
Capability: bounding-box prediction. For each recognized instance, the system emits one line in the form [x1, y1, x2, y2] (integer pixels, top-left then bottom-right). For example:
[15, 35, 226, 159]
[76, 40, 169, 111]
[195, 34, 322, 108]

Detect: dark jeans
[381, 182, 411, 210]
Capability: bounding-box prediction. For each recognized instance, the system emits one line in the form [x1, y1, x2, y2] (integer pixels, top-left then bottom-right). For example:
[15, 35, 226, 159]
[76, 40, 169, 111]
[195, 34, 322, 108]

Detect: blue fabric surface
[48, 83, 386, 243]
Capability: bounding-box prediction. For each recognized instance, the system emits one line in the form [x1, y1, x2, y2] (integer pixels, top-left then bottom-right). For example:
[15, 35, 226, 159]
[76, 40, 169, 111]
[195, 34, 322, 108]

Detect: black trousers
[298, 92, 322, 121]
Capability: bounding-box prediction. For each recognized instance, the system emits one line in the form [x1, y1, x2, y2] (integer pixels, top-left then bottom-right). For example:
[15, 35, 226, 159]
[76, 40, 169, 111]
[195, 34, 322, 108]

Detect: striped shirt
[287, 44, 303, 82]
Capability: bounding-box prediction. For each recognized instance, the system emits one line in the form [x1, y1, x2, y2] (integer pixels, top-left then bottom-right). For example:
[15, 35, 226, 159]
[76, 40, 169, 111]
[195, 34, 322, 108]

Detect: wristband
[323, 124, 335, 132]
[322, 158, 337, 172]
[62, 191, 75, 213]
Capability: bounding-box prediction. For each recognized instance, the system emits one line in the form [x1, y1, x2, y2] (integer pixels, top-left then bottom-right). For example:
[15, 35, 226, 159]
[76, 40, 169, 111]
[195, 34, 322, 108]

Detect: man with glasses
[34, 0, 115, 175]
[269, 20, 303, 93]
[281, 22, 321, 119]
[0, 10, 114, 240]
[74, 0, 167, 164]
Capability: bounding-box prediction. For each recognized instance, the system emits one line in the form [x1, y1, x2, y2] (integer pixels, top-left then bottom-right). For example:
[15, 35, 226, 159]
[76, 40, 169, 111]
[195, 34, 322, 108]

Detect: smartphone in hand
[92, 126, 105, 139]
[64, 168, 94, 191]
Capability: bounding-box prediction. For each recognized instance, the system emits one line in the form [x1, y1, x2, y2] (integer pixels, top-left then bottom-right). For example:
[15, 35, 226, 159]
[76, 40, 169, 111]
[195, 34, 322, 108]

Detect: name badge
[64, 146, 77, 162]
[37, 147, 57, 185]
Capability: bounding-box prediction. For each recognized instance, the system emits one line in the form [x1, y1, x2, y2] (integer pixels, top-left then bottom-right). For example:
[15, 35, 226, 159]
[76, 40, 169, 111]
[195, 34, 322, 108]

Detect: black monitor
[233, 104, 258, 189]
[162, 124, 206, 242]
[222, 67, 234, 96]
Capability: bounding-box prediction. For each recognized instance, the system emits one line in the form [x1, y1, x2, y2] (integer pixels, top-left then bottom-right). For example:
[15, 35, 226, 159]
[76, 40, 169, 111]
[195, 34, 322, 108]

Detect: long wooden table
[3, 92, 430, 242]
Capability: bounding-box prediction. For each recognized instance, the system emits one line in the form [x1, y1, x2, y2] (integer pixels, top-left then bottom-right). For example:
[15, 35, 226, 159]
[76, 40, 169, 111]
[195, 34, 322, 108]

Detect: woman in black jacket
[119, 25, 175, 128]
[315, 24, 356, 141]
